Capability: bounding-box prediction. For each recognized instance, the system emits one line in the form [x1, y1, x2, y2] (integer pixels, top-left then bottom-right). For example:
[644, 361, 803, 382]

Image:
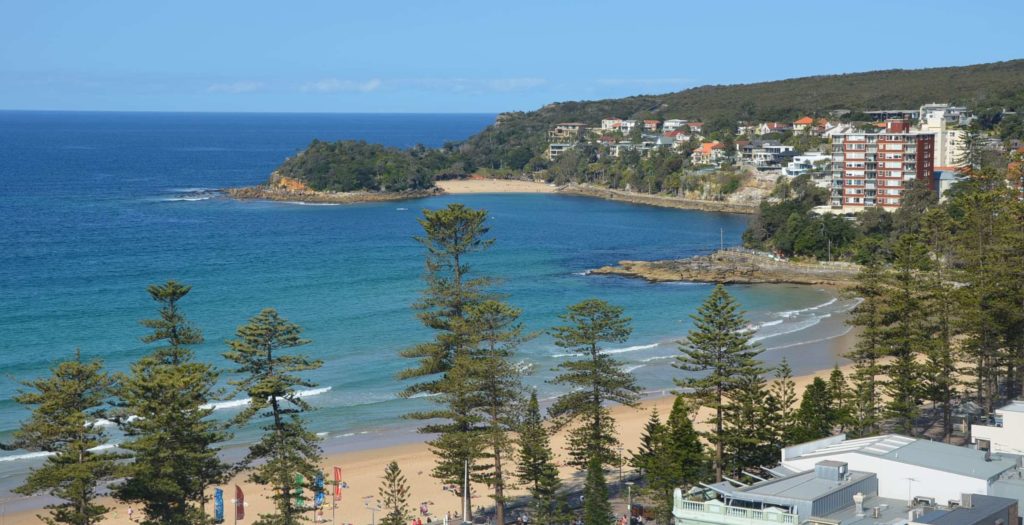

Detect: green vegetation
[3, 351, 120, 525]
[582, 457, 613, 525]
[379, 461, 412, 525]
[635, 397, 706, 525]
[275, 140, 442, 192]
[517, 392, 567, 525]
[272, 61, 1024, 195]
[397, 203, 499, 522]
[674, 285, 763, 481]
[113, 281, 230, 525]
[224, 308, 323, 525]
[548, 299, 641, 469]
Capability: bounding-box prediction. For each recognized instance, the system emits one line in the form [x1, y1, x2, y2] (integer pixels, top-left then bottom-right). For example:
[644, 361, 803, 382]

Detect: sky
[2, 0, 1022, 113]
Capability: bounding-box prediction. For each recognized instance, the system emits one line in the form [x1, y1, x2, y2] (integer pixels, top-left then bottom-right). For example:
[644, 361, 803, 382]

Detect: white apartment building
[918, 113, 967, 168]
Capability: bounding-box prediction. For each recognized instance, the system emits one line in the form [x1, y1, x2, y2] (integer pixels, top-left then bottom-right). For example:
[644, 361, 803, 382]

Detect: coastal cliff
[558, 184, 759, 214]
[590, 249, 860, 285]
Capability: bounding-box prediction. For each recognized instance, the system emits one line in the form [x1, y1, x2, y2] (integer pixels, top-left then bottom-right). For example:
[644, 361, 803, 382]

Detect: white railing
[673, 498, 798, 525]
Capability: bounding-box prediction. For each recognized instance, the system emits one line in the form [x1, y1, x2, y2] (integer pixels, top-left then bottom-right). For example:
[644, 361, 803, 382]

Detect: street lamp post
[617, 445, 623, 484]
[625, 481, 635, 524]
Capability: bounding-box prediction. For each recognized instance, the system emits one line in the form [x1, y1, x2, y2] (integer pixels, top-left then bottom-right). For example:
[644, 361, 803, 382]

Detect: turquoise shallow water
[0, 112, 855, 486]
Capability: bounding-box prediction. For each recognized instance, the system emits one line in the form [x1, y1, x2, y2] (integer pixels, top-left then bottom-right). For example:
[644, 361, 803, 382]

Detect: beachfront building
[664, 119, 689, 131]
[673, 458, 1020, 525]
[829, 119, 935, 211]
[780, 434, 1024, 513]
[972, 400, 1024, 456]
[783, 151, 831, 177]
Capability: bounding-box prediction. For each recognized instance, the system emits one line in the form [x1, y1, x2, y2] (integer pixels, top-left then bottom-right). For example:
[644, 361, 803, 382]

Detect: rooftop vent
[815, 461, 848, 482]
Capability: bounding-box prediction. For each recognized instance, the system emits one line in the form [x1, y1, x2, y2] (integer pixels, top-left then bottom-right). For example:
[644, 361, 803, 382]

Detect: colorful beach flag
[314, 472, 325, 508]
[333, 466, 343, 501]
[294, 474, 305, 507]
[214, 488, 224, 523]
[235, 485, 245, 521]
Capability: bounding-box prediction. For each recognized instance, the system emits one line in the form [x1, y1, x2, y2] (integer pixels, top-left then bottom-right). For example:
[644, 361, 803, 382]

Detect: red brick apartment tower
[830, 119, 934, 211]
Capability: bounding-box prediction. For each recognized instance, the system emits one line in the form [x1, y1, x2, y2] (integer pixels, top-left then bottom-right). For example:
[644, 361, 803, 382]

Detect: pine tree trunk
[715, 388, 723, 482]
[494, 448, 505, 525]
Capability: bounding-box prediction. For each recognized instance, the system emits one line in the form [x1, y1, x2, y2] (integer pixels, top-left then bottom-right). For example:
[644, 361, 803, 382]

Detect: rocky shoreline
[225, 184, 443, 204]
[590, 249, 860, 286]
[557, 184, 760, 214]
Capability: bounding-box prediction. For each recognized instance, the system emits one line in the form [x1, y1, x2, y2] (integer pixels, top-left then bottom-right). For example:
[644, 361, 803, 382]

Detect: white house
[783, 152, 831, 177]
[664, 119, 689, 131]
[919, 103, 973, 126]
[972, 400, 1024, 455]
[601, 118, 623, 131]
[619, 120, 639, 134]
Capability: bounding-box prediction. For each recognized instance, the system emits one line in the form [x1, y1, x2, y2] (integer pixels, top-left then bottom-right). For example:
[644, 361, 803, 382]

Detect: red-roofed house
[688, 122, 704, 133]
[793, 116, 829, 134]
[643, 120, 660, 132]
[690, 141, 725, 165]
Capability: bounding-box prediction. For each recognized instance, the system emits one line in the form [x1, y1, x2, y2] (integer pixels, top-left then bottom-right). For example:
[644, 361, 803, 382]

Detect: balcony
[673, 497, 798, 525]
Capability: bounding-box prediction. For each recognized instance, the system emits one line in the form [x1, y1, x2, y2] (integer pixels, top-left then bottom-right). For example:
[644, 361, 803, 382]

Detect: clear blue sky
[2, 0, 1021, 113]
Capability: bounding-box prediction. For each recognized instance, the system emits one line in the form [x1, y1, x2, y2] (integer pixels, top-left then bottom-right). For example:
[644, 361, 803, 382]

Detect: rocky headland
[557, 184, 760, 214]
[590, 249, 860, 286]
[226, 174, 443, 204]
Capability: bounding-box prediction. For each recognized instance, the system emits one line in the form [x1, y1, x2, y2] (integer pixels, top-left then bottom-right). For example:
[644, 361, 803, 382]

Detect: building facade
[972, 400, 1024, 456]
[829, 119, 935, 211]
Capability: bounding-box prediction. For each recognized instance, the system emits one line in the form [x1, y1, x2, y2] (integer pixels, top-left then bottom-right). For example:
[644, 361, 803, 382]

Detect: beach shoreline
[4, 325, 859, 525]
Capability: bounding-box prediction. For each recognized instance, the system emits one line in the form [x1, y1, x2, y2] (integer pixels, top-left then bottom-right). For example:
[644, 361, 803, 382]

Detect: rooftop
[996, 400, 1024, 414]
[739, 469, 875, 503]
[823, 496, 913, 525]
[788, 434, 1021, 480]
[914, 494, 1018, 525]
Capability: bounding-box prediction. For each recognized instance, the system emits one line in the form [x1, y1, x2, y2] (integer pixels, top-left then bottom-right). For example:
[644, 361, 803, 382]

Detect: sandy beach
[4, 326, 858, 525]
[436, 178, 557, 194]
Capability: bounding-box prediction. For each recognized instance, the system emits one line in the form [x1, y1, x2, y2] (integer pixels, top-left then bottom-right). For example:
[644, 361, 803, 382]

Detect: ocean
[0, 111, 856, 490]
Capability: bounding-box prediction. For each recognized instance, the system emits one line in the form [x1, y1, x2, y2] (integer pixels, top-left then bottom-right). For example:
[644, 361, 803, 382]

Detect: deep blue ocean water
[0, 111, 855, 484]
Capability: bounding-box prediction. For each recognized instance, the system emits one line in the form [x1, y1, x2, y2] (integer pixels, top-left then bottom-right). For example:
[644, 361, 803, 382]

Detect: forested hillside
[458, 59, 1024, 169]
[271, 60, 1024, 190]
